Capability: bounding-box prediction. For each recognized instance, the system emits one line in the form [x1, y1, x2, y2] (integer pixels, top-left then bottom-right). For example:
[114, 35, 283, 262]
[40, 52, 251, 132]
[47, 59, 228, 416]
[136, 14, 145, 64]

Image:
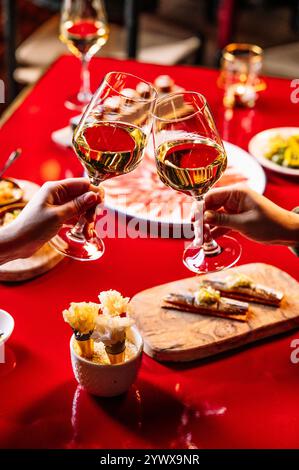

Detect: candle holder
[218, 43, 266, 109]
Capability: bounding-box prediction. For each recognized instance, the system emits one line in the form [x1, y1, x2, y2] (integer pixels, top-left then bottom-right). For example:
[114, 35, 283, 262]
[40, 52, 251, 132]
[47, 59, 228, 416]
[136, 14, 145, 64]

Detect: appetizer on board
[200, 274, 284, 307]
[162, 285, 249, 322]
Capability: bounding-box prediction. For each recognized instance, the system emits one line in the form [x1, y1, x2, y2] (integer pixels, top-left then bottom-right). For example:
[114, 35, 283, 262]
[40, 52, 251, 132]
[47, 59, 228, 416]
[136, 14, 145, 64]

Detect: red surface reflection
[0, 57, 299, 449]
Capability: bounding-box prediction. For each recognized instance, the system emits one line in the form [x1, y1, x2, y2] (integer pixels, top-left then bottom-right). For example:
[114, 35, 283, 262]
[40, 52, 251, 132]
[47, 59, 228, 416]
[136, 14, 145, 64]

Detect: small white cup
[0, 309, 15, 344]
[70, 326, 143, 397]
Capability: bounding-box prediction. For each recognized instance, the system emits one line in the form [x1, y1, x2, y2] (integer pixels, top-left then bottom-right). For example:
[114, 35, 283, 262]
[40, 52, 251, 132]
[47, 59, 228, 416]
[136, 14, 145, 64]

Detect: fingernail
[204, 210, 215, 222]
[83, 192, 97, 206]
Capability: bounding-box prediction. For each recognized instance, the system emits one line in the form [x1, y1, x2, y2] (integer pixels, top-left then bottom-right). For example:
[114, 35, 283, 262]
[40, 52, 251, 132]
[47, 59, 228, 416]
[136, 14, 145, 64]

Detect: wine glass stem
[70, 215, 86, 239]
[70, 180, 102, 239]
[78, 54, 91, 102]
[192, 196, 204, 248]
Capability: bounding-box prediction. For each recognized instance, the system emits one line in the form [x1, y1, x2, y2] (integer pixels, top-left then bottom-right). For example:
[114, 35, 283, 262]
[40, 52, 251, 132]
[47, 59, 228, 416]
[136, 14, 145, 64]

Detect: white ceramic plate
[51, 126, 266, 225]
[103, 141, 266, 226]
[0, 309, 14, 344]
[248, 127, 299, 177]
[223, 141, 266, 194]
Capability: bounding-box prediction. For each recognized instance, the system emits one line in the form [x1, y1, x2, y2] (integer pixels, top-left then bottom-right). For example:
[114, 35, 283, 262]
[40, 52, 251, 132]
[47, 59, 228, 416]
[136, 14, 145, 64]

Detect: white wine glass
[153, 91, 241, 274]
[50, 71, 157, 261]
[60, 0, 109, 111]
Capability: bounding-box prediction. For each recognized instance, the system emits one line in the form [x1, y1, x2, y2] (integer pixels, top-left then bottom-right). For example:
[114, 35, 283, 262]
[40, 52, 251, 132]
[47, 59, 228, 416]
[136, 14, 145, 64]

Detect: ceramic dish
[70, 325, 143, 397]
[248, 127, 299, 177]
[0, 309, 15, 345]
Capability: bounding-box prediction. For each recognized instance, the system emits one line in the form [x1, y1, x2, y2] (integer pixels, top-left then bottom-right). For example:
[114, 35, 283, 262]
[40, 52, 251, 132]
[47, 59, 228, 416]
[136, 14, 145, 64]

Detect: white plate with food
[102, 140, 266, 226]
[0, 310, 14, 344]
[248, 127, 299, 177]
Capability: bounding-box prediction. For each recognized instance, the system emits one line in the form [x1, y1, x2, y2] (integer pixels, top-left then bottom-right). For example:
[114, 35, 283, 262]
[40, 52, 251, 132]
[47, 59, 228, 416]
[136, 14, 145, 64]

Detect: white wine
[156, 137, 227, 196]
[73, 121, 147, 182]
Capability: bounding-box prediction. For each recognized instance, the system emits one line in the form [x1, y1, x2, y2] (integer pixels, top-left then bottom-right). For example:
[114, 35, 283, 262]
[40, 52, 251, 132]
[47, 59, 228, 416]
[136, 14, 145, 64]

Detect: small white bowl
[70, 326, 143, 397]
[0, 309, 15, 344]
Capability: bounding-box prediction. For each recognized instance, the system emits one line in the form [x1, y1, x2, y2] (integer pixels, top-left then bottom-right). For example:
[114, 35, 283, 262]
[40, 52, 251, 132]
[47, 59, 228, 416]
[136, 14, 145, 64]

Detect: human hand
[204, 185, 299, 246]
[7, 178, 104, 260]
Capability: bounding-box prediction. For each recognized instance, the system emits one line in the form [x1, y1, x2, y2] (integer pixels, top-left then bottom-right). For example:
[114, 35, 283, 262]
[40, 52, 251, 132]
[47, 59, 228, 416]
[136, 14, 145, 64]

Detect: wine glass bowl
[73, 72, 157, 186]
[50, 72, 157, 261]
[60, 0, 109, 110]
[153, 91, 241, 274]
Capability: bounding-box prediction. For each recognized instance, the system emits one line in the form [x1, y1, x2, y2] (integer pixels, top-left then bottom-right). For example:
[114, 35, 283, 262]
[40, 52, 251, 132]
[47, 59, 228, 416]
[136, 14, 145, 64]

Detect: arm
[0, 223, 22, 264]
[0, 178, 103, 265]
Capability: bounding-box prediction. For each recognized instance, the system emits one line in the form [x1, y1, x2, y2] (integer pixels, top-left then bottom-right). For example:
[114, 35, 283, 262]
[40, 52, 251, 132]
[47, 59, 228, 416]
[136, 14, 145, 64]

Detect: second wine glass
[50, 71, 157, 261]
[153, 91, 241, 274]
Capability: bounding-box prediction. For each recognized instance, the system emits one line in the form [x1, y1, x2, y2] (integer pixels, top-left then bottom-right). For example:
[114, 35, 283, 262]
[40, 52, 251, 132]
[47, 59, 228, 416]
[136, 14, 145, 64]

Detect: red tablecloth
[0, 56, 298, 449]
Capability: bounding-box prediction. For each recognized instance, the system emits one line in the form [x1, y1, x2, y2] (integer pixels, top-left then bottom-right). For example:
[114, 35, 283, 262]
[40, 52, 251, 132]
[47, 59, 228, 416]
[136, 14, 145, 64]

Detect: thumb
[204, 210, 244, 231]
[58, 191, 99, 220]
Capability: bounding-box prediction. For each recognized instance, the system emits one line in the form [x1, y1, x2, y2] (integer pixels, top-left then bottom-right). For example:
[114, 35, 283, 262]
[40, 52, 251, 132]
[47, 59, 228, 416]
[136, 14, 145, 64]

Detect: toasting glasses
[153, 91, 241, 274]
[50, 72, 157, 261]
[60, 0, 109, 111]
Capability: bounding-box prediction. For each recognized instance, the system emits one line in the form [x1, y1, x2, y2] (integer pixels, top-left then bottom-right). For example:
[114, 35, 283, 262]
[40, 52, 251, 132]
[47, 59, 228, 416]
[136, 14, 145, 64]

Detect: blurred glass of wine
[60, 0, 109, 111]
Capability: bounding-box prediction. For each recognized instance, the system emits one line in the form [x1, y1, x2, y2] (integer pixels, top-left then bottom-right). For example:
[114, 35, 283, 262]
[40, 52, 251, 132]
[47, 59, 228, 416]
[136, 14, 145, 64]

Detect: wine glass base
[50, 225, 105, 261]
[183, 235, 241, 274]
[64, 93, 92, 112]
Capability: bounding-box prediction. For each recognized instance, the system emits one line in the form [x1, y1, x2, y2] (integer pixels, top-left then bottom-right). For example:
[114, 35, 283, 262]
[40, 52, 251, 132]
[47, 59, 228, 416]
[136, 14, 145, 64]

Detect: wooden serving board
[131, 263, 299, 362]
[0, 243, 64, 282]
[0, 179, 64, 282]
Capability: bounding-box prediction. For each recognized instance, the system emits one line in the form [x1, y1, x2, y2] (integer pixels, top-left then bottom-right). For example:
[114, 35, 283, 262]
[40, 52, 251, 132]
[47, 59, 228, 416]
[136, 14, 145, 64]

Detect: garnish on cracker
[162, 285, 249, 322]
[201, 274, 283, 307]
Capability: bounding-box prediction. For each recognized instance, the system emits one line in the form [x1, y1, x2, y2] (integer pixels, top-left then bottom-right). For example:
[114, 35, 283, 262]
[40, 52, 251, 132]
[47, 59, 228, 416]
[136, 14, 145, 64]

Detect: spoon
[0, 149, 22, 179]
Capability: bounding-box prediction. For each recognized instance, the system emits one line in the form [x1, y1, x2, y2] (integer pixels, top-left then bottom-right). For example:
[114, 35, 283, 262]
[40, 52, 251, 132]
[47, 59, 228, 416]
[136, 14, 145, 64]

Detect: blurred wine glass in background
[60, 0, 109, 111]
[218, 43, 266, 109]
